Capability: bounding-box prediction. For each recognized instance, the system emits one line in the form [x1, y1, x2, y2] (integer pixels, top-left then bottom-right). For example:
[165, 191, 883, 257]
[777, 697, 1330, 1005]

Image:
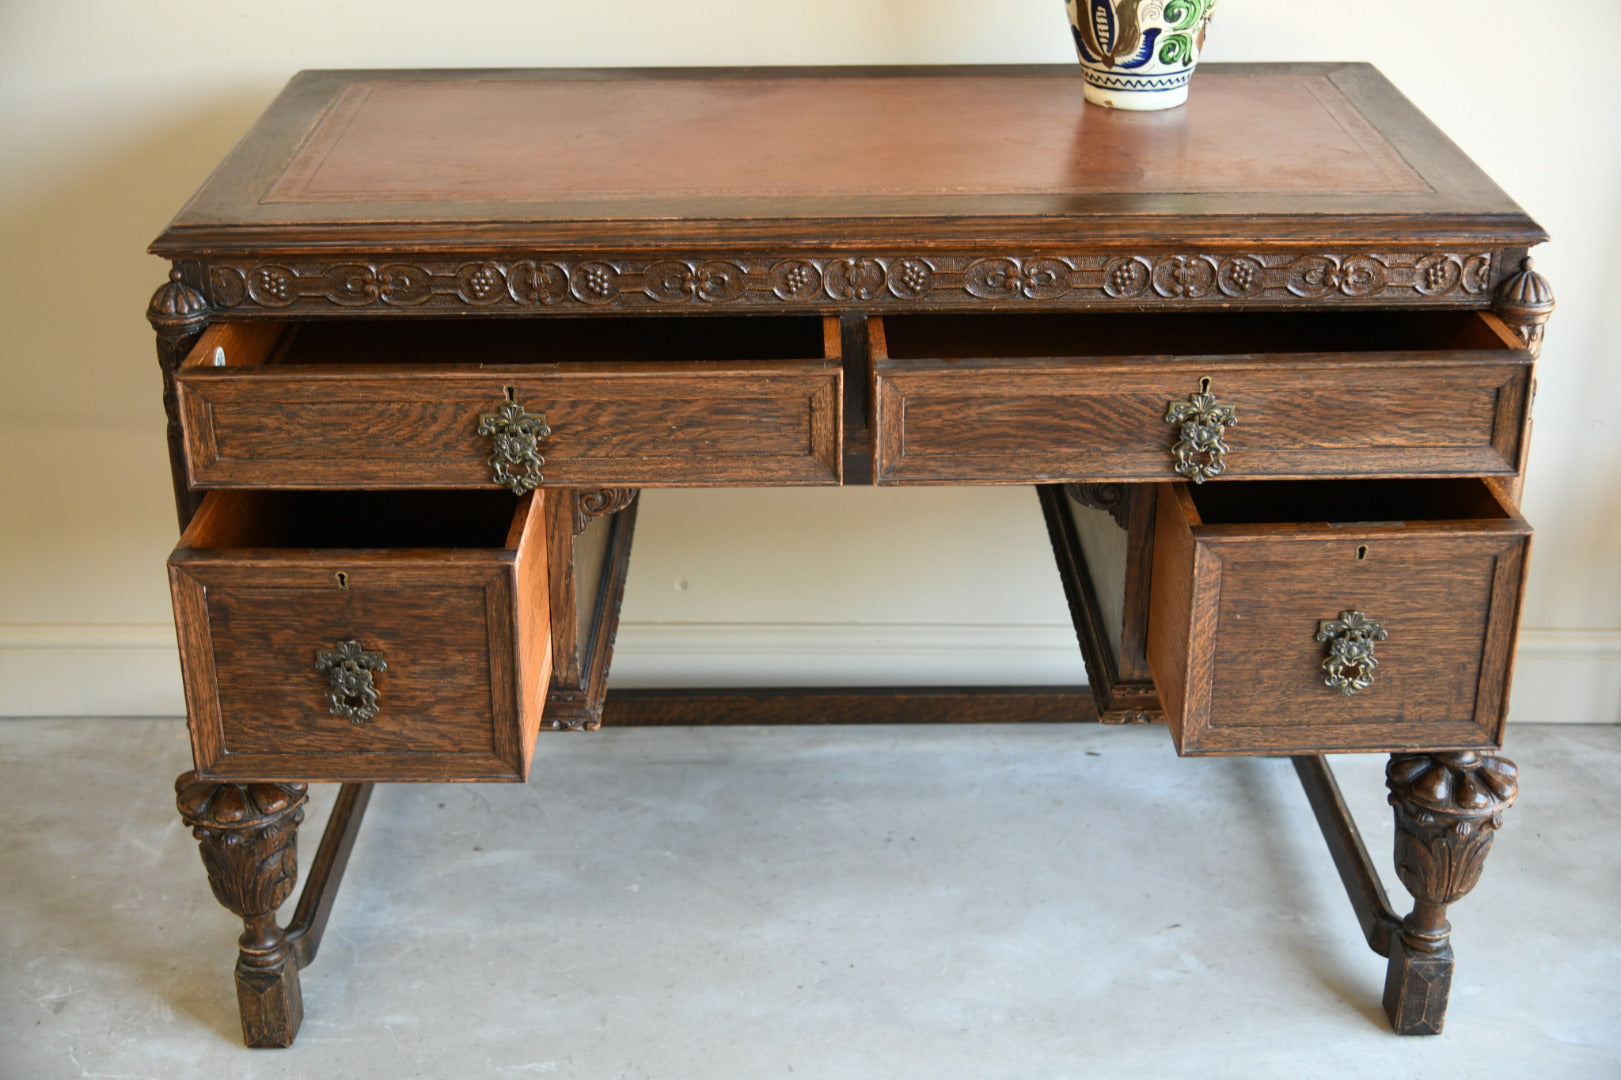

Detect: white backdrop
[2, 2, 1617, 719]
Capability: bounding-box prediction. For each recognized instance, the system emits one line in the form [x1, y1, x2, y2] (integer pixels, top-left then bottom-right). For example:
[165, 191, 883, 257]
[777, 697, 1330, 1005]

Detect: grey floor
[2, 720, 1617, 1079]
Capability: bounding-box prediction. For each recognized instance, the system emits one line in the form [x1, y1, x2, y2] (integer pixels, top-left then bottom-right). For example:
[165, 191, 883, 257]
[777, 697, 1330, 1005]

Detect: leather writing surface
[264, 72, 1427, 206]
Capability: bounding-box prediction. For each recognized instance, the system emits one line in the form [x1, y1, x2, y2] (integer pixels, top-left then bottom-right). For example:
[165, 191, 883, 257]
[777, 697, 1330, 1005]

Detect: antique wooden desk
[147, 64, 1554, 1047]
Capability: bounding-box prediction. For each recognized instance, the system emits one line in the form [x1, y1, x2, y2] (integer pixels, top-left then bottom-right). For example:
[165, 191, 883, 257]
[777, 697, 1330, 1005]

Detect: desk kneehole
[168, 489, 551, 782]
[1145, 478, 1530, 756]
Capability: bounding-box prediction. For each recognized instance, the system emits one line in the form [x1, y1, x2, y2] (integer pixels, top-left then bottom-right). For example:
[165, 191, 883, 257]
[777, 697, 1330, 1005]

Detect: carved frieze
[191, 251, 1499, 314]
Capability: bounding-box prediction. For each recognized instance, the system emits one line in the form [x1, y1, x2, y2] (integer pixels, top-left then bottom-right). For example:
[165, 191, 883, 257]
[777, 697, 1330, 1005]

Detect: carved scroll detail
[572, 488, 639, 535]
[1064, 483, 1131, 529]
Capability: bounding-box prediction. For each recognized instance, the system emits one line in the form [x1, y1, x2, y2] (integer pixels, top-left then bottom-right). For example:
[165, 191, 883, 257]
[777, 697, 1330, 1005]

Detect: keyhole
[1199, 376, 1211, 393]
[503, 385, 516, 402]
[1355, 545, 1369, 561]
[335, 571, 348, 589]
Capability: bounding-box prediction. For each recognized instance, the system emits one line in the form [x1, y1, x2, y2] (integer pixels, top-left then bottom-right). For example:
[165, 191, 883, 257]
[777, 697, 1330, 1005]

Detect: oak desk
[146, 64, 1554, 1046]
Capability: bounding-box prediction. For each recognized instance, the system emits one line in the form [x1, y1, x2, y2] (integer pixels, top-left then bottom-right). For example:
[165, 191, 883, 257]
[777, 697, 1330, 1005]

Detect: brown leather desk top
[151, 63, 1542, 257]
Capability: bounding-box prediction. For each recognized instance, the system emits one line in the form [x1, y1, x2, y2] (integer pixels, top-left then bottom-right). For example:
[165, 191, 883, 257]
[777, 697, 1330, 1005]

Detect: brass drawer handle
[1164, 376, 1236, 483]
[477, 389, 551, 494]
[315, 639, 387, 723]
[1316, 611, 1387, 696]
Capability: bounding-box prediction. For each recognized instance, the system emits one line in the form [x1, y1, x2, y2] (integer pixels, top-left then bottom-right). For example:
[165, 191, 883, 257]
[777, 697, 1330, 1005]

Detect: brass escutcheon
[314, 639, 387, 723]
[1164, 376, 1237, 483]
[476, 388, 551, 494]
[1316, 611, 1387, 696]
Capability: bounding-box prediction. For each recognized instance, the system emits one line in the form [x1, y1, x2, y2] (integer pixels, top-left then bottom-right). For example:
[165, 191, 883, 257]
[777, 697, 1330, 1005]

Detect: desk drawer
[169, 490, 551, 782]
[177, 316, 842, 489]
[1146, 478, 1530, 756]
[872, 311, 1531, 484]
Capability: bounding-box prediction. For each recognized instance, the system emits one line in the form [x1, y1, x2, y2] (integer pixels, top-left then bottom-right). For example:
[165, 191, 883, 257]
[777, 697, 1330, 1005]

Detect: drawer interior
[179, 490, 525, 550]
[1185, 477, 1514, 526]
[208, 315, 831, 369]
[878, 310, 1520, 360]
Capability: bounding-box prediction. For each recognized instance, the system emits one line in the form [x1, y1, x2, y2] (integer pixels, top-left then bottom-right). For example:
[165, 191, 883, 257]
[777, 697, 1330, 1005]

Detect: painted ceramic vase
[1066, 0, 1217, 110]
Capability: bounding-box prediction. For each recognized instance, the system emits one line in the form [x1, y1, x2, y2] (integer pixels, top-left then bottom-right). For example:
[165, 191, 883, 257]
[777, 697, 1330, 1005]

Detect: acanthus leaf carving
[1386, 751, 1518, 954]
[175, 771, 308, 968]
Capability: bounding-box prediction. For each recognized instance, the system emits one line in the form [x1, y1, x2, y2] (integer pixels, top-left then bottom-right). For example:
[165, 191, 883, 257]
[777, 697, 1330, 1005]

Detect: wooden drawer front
[169, 491, 551, 782]
[872, 312, 1530, 484]
[1146, 479, 1530, 756]
[176, 318, 842, 489]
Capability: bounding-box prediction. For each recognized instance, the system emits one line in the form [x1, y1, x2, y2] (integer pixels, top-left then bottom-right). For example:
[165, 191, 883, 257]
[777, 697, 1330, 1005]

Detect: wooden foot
[175, 772, 308, 1048]
[1382, 751, 1517, 1035]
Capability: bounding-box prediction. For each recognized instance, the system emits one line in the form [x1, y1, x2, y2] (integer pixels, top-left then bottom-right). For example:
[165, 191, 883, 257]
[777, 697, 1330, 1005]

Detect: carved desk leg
[1382, 751, 1518, 1035]
[175, 772, 308, 1048]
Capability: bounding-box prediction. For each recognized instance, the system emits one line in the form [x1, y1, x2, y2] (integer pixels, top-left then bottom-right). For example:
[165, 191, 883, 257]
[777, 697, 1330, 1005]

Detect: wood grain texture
[873, 311, 1529, 484]
[177, 317, 842, 489]
[1146, 484, 1203, 749]
[169, 490, 550, 782]
[510, 491, 552, 775]
[1147, 479, 1530, 755]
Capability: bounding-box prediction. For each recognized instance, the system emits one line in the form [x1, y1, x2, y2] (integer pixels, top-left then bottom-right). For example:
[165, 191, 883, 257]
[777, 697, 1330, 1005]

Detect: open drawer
[1146, 478, 1530, 756]
[176, 316, 842, 489]
[169, 489, 551, 782]
[871, 311, 1531, 484]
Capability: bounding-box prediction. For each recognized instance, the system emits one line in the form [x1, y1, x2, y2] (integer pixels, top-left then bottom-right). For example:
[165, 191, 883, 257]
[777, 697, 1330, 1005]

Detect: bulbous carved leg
[1383, 751, 1518, 1035]
[175, 772, 309, 1048]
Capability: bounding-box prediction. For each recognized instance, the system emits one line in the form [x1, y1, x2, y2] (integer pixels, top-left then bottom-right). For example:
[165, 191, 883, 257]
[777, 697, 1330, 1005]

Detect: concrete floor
[2, 720, 1617, 1079]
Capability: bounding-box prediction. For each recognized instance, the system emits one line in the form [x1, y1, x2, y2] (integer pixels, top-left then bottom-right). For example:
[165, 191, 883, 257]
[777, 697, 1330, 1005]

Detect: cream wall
[2, 1, 1618, 719]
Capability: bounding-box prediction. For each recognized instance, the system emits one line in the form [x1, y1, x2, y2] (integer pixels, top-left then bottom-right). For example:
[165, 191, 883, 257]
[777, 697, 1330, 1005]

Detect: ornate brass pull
[476, 389, 550, 494]
[1316, 611, 1387, 696]
[315, 640, 387, 723]
[1164, 376, 1237, 483]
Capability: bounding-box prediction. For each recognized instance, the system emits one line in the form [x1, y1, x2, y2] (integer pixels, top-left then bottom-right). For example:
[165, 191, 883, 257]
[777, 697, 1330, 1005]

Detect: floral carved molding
[192, 251, 1499, 313]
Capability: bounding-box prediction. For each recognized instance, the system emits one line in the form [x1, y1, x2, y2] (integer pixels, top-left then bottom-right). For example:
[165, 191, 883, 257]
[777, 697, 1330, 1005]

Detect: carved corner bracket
[1493, 256, 1555, 357]
[1063, 483, 1131, 529]
[572, 488, 639, 535]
